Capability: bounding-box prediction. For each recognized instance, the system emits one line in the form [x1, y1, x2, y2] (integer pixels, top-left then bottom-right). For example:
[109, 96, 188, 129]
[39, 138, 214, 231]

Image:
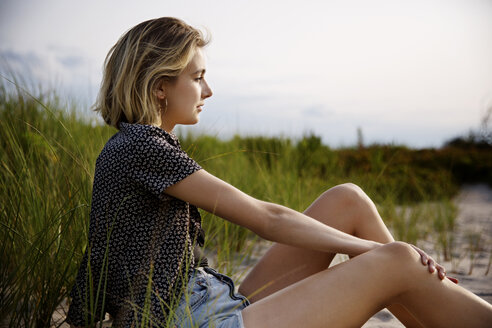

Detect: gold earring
[159, 99, 168, 112]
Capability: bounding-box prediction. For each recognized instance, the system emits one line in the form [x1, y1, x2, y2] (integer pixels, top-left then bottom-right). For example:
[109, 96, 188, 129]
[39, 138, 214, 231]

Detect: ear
[155, 80, 166, 100]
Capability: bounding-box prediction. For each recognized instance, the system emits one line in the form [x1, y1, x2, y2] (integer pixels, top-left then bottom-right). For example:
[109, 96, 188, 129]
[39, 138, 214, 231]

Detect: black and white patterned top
[66, 122, 205, 327]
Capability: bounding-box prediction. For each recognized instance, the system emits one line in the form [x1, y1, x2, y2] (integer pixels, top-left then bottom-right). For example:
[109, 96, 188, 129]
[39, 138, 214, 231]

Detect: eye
[195, 77, 203, 82]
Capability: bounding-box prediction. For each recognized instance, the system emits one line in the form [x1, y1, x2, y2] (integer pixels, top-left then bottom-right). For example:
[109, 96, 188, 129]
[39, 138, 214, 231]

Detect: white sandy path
[51, 184, 492, 327]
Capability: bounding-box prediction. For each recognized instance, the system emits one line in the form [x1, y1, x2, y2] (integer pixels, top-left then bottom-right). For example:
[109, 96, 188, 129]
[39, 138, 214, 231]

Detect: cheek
[169, 83, 199, 113]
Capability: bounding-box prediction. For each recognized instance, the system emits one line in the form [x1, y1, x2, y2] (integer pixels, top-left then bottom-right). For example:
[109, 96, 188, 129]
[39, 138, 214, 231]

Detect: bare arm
[165, 169, 381, 257]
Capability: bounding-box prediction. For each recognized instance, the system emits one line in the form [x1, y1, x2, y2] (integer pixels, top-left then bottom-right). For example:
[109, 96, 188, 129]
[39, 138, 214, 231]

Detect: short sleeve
[126, 134, 202, 198]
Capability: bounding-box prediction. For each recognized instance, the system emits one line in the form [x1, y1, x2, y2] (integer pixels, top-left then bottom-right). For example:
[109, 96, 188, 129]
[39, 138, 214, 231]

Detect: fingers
[436, 264, 446, 280]
[410, 244, 428, 266]
[447, 276, 459, 284]
[426, 257, 449, 280]
[427, 258, 436, 273]
[425, 257, 446, 278]
[410, 244, 447, 280]
[420, 252, 428, 265]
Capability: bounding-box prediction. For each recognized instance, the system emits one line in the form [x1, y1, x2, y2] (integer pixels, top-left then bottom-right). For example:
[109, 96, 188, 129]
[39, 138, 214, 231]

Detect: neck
[160, 121, 175, 133]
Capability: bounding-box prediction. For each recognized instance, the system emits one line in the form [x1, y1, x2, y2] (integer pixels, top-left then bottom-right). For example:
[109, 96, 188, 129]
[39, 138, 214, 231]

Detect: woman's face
[159, 47, 213, 132]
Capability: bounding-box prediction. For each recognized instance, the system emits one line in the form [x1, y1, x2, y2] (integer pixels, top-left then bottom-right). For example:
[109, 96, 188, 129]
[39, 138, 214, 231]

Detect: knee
[337, 182, 365, 197]
[323, 183, 369, 208]
[379, 241, 419, 264]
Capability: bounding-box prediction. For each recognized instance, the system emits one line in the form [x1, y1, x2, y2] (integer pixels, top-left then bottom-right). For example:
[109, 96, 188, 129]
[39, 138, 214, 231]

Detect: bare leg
[240, 183, 424, 326]
[241, 242, 492, 328]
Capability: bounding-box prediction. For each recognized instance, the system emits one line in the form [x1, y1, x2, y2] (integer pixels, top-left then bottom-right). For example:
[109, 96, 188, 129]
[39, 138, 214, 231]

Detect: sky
[1, 0, 491, 148]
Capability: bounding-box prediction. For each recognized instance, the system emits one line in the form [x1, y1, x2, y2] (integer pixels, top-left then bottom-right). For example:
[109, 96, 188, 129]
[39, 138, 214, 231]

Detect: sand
[51, 184, 492, 327]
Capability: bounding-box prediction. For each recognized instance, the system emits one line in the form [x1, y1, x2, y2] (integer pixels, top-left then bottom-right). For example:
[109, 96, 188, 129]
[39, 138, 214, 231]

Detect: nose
[202, 79, 213, 99]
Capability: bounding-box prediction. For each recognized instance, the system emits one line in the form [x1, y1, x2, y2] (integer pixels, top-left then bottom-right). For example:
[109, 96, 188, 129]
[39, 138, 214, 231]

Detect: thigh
[241, 242, 421, 328]
[238, 186, 358, 302]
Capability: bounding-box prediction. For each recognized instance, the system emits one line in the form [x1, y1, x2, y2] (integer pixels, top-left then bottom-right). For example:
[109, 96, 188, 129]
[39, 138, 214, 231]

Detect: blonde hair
[94, 17, 209, 129]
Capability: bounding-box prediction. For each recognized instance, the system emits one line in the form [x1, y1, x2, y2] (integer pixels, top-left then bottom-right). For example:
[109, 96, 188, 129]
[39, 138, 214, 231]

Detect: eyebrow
[192, 69, 206, 75]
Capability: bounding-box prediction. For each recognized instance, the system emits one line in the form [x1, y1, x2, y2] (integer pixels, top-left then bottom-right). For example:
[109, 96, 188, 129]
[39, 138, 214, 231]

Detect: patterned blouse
[66, 122, 205, 327]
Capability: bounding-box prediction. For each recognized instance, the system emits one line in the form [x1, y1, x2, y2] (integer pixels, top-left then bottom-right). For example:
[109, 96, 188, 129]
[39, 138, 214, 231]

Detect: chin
[183, 119, 199, 126]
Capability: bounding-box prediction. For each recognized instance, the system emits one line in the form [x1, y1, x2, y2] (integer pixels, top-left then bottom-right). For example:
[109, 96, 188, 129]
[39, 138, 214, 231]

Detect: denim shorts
[173, 267, 250, 328]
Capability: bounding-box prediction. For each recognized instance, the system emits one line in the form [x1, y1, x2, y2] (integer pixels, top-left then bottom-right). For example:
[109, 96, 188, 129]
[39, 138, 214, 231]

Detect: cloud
[0, 49, 42, 87]
[0, 49, 42, 66]
[0, 49, 44, 76]
[0, 45, 90, 77]
[56, 54, 85, 68]
[301, 105, 332, 118]
[47, 44, 88, 68]
[0, 47, 98, 108]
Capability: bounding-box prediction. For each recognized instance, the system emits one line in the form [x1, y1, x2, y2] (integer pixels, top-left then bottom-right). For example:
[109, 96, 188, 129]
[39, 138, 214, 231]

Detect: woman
[66, 17, 492, 328]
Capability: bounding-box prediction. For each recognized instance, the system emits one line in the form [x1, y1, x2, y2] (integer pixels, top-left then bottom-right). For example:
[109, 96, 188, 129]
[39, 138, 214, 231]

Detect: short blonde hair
[94, 17, 209, 129]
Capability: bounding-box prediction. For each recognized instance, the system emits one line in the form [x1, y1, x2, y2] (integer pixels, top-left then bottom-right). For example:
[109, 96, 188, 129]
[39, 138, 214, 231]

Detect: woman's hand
[409, 244, 458, 284]
[410, 244, 444, 278]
